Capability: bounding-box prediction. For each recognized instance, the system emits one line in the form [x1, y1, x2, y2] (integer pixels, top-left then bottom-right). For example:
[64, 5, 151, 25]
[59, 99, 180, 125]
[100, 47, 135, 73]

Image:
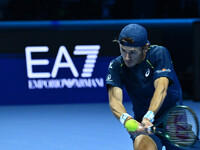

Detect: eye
[130, 51, 137, 55]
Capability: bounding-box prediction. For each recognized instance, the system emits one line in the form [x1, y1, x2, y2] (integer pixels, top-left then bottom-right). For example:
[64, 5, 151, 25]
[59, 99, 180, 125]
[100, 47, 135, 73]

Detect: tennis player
[106, 24, 184, 150]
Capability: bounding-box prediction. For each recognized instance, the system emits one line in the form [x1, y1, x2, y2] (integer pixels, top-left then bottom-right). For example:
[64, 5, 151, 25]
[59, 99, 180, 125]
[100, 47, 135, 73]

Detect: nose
[124, 53, 131, 61]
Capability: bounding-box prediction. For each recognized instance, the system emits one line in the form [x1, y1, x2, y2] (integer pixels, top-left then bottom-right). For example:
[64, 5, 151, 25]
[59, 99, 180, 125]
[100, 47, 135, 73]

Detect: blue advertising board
[0, 46, 115, 104]
[0, 21, 122, 104]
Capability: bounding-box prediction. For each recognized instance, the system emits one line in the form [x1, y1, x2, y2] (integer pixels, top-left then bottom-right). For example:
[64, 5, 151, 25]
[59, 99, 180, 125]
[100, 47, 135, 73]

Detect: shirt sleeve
[153, 47, 175, 85]
[106, 59, 123, 89]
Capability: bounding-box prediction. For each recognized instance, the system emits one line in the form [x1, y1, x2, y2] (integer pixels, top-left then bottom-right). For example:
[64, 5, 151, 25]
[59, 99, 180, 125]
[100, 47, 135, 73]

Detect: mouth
[125, 61, 133, 66]
[125, 60, 132, 64]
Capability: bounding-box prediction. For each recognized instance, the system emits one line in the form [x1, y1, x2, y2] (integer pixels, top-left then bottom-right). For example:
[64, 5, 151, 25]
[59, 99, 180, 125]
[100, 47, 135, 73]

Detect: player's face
[120, 45, 146, 67]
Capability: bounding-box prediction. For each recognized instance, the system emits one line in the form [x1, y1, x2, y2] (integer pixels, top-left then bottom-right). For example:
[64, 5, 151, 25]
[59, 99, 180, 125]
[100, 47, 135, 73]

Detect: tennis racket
[148, 105, 199, 148]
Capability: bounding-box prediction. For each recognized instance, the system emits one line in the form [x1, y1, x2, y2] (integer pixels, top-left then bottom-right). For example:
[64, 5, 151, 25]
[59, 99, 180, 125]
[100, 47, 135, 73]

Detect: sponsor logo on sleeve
[108, 62, 113, 69]
[106, 74, 113, 82]
[155, 68, 171, 73]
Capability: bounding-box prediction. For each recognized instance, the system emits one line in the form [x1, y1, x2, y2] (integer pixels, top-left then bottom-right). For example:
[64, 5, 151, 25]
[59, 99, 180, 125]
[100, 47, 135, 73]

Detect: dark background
[0, 0, 199, 20]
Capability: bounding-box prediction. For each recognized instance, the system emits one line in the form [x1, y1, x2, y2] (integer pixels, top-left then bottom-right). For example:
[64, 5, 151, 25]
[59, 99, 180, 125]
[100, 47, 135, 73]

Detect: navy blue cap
[119, 24, 149, 47]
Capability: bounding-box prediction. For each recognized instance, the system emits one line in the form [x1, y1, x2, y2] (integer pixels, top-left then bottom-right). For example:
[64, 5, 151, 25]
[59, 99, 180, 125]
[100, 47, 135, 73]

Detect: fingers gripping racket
[148, 105, 199, 148]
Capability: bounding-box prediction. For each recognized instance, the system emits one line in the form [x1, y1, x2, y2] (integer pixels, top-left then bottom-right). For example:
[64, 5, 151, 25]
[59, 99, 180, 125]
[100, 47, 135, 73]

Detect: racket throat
[154, 128, 165, 135]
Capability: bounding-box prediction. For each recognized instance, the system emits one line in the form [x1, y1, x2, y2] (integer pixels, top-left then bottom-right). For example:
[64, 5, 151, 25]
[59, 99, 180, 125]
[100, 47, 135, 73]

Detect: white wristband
[120, 113, 131, 125]
[143, 111, 155, 123]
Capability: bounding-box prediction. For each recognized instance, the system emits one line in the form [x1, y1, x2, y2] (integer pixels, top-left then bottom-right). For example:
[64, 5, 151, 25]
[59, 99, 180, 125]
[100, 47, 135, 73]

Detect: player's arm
[143, 77, 169, 123]
[149, 77, 169, 114]
[108, 85, 140, 132]
[108, 85, 126, 119]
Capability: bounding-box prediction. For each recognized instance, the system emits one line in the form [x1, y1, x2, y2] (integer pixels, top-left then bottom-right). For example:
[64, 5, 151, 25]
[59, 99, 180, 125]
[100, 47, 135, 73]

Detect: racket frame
[150, 105, 199, 148]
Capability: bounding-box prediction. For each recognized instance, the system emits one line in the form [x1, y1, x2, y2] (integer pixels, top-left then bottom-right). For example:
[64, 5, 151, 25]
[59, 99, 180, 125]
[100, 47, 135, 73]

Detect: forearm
[109, 99, 127, 119]
[148, 85, 167, 115]
[143, 77, 169, 122]
[108, 86, 140, 132]
[108, 86, 127, 119]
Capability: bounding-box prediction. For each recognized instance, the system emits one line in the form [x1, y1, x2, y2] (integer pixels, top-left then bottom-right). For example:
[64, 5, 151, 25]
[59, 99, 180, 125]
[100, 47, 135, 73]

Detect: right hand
[124, 118, 146, 136]
[141, 118, 154, 134]
[128, 125, 150, 137]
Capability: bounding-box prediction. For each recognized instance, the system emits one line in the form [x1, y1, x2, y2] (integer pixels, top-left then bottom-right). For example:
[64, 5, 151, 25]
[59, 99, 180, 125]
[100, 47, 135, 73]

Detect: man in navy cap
[106, 24, 184, 150]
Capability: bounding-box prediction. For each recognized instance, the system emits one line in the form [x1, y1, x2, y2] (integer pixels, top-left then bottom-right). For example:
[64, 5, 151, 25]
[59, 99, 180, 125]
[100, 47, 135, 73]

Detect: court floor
[0, 100, 199, 150]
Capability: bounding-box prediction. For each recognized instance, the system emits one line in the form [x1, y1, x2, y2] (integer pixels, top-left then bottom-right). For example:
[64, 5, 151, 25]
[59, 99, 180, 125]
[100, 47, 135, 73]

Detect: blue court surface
[0, 100, 199, 150]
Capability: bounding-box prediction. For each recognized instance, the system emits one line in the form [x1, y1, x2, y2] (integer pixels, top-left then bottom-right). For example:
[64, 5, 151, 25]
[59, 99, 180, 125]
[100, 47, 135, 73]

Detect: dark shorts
[130, 134, 200, 150]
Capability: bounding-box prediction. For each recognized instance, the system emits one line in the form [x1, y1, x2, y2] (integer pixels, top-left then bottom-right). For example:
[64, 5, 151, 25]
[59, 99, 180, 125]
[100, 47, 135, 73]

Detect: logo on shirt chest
[145, 68, 150, 77]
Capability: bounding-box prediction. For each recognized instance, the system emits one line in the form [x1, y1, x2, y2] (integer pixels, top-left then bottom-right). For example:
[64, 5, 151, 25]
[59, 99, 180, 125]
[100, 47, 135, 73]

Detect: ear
[142, 46, 148, 53]
[143, 43, 150, 53]
[143, 47, 148, 52]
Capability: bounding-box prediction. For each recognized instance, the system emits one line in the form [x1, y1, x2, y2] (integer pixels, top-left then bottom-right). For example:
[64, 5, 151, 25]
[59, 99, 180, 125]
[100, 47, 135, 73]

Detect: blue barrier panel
[0, 52, 113, 104]
[0, 18, 200, 29]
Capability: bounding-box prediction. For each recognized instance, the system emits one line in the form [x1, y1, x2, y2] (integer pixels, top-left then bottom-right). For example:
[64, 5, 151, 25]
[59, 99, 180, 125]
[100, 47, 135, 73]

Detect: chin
[125, 63, 135, 67]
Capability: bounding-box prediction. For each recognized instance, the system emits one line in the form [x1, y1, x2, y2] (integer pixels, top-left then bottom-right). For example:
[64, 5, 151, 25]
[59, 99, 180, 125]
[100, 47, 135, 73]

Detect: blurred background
[0, 0, 200, 150]
[0, 0, 200, 20]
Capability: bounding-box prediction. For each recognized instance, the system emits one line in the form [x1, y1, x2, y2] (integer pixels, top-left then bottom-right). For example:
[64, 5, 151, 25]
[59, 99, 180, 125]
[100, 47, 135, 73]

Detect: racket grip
[147, 126, 153, 132]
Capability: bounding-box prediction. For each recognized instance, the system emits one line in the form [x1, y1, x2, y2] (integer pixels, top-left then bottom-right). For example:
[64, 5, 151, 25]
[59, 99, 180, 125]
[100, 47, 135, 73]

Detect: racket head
[163, 105, 199, 148]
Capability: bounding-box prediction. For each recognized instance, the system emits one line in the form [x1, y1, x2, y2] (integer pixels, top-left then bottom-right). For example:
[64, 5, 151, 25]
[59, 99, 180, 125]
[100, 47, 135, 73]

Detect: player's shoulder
[149, 45, 169, 56]
[149, 45, 168, 52]
[108, 56, 124, 69]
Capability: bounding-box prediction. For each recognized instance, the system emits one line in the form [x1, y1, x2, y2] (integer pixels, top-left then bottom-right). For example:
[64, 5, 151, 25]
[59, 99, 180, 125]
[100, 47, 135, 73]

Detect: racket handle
[147, 126, 154, 132]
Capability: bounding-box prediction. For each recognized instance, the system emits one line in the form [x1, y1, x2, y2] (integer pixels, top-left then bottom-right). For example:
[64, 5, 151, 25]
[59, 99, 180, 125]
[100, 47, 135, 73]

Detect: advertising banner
[0, 45, 115, 104]
[0, 26, 121, 104]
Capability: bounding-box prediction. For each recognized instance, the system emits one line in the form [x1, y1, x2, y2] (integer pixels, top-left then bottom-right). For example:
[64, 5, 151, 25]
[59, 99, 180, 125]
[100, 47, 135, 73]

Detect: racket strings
[165, 108, 198, 147]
